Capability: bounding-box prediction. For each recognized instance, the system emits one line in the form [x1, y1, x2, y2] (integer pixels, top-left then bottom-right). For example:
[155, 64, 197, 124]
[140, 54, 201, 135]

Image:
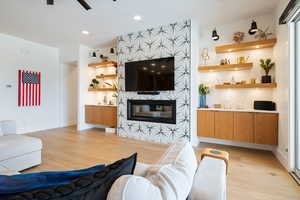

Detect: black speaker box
[254, 101, 276, 111]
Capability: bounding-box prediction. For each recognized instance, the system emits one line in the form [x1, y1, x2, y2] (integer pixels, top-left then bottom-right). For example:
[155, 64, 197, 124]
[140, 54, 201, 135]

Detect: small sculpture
[233, 32, 245, 43]
[201, 48, 210, 65]
[220, 58, 230, 65]
[255, 27, 272, 40]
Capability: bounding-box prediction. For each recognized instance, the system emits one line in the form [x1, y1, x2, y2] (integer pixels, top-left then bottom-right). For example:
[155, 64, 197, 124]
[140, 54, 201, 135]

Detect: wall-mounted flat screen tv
[125, 57, 175, 91]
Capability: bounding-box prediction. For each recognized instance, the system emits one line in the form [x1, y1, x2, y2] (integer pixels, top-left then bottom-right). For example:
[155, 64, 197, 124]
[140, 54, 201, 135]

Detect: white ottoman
[0, 135, 42, 172]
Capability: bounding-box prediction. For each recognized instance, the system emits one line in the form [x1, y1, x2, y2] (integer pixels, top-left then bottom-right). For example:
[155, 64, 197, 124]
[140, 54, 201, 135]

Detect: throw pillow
[107, 175, 162, 200]
[3, 153, 137, 200]
[0, 164, 106, 195]
[145, 140, 197, 200]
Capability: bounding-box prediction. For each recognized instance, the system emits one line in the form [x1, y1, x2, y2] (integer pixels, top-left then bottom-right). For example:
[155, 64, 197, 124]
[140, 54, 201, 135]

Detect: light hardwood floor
[26, 126, 300, 200]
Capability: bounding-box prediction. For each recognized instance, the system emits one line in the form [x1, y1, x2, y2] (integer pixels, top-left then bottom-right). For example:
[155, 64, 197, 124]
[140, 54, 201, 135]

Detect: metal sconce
[248, 20, 258, 35]
[212, 29, 220, 41]
[110, 48, 115, 54]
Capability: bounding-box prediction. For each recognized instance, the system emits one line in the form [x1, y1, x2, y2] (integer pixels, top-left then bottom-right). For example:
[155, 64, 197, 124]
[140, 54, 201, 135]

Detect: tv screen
[125, 57, 175, 92]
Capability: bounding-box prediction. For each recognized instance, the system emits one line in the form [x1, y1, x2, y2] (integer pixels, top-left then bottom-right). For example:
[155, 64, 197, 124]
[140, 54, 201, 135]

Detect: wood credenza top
[85, 105, 117, 108]
[198, 108, 278, 114]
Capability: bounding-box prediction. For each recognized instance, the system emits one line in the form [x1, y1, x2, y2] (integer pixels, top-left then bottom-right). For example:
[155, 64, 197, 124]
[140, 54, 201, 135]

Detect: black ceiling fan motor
[47, 0, 54, 5]
[46, 0, 93, 10]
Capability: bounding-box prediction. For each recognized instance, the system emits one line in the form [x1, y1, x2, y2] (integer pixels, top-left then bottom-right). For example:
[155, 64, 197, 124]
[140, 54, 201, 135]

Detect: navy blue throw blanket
[0, 164, 105, 198]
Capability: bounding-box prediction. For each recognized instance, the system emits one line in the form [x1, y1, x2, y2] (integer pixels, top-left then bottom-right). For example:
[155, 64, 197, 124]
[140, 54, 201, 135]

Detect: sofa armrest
[190, 157, 227, 200]
[200, 148, 229, 174]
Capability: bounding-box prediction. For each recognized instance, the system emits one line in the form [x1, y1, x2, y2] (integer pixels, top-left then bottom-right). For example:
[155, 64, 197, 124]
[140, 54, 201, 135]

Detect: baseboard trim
[198, 137, 275, 151]
[273, 148, 289, 170]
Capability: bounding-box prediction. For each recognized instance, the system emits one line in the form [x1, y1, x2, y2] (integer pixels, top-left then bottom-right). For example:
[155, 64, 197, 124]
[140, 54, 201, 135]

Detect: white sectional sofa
[108, 140, 228, 200]
[0, 121, 42, 172]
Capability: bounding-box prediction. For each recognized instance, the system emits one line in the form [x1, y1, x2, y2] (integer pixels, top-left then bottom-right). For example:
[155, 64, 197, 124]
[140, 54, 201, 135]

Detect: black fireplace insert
[127, 100, 176, 124]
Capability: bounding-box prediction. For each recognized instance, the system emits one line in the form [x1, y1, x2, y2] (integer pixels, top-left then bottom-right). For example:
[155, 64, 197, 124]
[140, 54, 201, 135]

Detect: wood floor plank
[25, 126, 300, 200]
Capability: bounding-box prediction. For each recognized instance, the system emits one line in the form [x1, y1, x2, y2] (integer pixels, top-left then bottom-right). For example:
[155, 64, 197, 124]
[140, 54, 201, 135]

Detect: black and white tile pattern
[117, 20, 192, 144]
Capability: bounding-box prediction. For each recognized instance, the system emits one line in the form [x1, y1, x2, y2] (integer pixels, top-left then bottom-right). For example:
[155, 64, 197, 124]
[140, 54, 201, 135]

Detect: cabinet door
[234, 112, 254, 143]
[197, 110, 215, 138]
[85, 106, 97, 124]
[254, 113, 278, 145]
[85, 106, 117, 127]
[215, 111, 234, 140]
[97, 106, 117, 127]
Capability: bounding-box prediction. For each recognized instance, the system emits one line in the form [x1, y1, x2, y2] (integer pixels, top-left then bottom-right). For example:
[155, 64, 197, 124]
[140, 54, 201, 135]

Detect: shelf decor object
[260, 58, 275, 83]
[215, 39, 277, 54]
[88, 61, 117, 68]
[88, 88, 117, 92]
[198, 84, 210, 108]
[198, 63, 253, 72]
[215, 83, 277, 89]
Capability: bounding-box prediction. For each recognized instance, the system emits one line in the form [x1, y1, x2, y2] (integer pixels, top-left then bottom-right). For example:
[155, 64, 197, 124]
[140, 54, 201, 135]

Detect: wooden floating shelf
[215, 39, 277, 54]
[88, 61, 117, 68]
[88, 88, 117, 92]
[215, 83, 277, 89]
[96, 74, 117, 79]
[198, 63, 253, 72]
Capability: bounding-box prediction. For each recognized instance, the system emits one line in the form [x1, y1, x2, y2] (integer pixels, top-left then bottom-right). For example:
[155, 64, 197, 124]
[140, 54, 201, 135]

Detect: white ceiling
[0, 0, 279, 61]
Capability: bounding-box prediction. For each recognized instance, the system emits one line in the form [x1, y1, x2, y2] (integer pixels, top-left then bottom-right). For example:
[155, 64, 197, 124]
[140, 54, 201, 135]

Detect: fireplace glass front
[127, 100, 176, 124]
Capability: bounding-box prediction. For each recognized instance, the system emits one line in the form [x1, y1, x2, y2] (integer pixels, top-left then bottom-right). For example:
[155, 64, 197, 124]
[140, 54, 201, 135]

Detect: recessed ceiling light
[81, 30, 89, 35]
[133, 15, 142, 21]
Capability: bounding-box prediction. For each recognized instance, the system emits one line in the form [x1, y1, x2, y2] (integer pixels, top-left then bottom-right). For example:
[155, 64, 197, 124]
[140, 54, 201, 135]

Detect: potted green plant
[260, 58, 275, 83]
[198, 84, 210, 108]
[90, 78, 99, 88]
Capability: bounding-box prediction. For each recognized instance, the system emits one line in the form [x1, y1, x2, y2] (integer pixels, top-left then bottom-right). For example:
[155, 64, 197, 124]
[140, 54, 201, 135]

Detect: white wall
[273, 0, 290, 170]
[0, 33, 61, 134]
[60, 63, 78, 127]
[77, 45, 95, 131]
[198, 14, 277, 109]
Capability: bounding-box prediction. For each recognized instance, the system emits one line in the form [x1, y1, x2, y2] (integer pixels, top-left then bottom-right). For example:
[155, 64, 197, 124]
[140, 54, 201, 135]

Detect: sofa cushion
[107, 175, 162, 200]
[0, 164, 106, 195]
[0, 135, 42, 161]
[2, 153, 137, 200]
[134, 162, 151, 177]
[144, 140, 197, 200]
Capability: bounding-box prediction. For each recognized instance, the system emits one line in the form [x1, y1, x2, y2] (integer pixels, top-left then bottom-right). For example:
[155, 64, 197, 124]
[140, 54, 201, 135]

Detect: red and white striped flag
[18, 70, 41, 107]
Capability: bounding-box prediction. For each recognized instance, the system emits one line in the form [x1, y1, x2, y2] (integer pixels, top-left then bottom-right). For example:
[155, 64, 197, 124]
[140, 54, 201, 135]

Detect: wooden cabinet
[197, 110, 278, 145]
[197, 110, 215, 138]
[85, 105, 117, 127]
[254, 113, 278, 145]
[234, 112, 254, 143]
[215, 111, 234, 140]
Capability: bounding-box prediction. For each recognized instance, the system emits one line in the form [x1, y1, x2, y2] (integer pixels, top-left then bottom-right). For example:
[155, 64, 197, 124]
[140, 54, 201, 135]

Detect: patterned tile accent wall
[117, 20, 191, 144]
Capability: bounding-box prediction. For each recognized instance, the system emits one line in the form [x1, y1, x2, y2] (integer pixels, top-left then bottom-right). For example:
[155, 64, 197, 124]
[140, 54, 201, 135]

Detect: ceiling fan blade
[77, 0, 92, 10]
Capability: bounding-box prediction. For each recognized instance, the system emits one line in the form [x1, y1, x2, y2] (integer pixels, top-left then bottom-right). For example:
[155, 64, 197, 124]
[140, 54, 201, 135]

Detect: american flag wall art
[18, 70, 41, 107]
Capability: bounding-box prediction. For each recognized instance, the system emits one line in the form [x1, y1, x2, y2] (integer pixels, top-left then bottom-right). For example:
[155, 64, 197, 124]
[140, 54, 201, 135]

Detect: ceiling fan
[46, 0, 92, 10]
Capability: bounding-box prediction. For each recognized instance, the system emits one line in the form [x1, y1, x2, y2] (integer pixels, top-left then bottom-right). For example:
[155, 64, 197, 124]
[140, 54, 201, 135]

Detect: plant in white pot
[260, 58, 275, 83]
[198, 84, 210, 108]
